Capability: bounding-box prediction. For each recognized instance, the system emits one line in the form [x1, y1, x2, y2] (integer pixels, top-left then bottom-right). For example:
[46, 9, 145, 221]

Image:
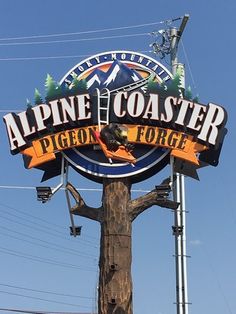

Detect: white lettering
[3, 113, 26, 151]
[50, 100, 63, 126]
[18, 111, 36, 137]
[130, 54, 135, 61]
[111, 53, 117, 60]
[175, 99, 193, 126]
[95, 57, 100, 63]
[86, 61, 92, 68]
[198, 103, 226, 145]
[121, 53, 126, 60]
[137, 56, 144, 63]
[142, 93, 159, 120]
[61, 97, 76, 124]
[127, 92, 144, 117]
[77, 94, 91, 120]
[160, 96, 176, 122]
[187, 103, 206, 131]
[113, 92, 127, 117]
[32, 104, 51, 131]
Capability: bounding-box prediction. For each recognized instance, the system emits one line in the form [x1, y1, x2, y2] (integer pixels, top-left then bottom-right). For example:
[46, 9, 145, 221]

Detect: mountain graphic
[86, 68, 107, 90]
[85, 60, 142, 92]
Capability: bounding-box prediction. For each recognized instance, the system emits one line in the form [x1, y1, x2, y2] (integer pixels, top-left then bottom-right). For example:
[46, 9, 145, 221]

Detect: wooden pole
[66, 177, 178, 314]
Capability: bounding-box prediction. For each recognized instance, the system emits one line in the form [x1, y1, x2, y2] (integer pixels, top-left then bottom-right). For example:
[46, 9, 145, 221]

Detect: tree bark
[66, 178, 178, 314]
[99, 178, 133, 314]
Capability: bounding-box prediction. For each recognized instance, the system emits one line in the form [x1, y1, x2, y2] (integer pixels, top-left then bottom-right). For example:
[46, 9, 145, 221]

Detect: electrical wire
[0, 246, 96, 272]
[180, 39, 197, 90]
[0, 32, 149, 47]
[0, 283, 94, 300]
[0, 185, 150, 193]
[1, 201, 70, 231]
[0, 224, 96, 258]
[0, 214, 98, 249]
[0, 229, 97, 260]
[0, 290, 92, 309]
[0, 18, 182, 41]
[0, 308, 88, 314]
[0, 201, 99, 246]
[0, 54, 90, 61]
[0, 207, 65, 236]
[0, 49, 151, 62]
[0, 201, 98, 241]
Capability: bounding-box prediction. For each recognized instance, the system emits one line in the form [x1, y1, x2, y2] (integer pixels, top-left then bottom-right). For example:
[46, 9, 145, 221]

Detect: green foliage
[167, 68, 183, 97]
[184, 86, 192, 100]
[70, 74, 88, 94]
[184, 86, 199, 102]
[26, 98, 32, 108]
[45, 74, 62, 100]
[192, 94, 199, 103]
[34, 88, 43, 105]
[146, 70, 182, 97]
[145, 67, 199, 102]
[146, 78, 159, 92]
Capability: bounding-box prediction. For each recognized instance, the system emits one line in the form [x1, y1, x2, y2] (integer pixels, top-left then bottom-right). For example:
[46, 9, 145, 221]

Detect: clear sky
[0, 1, 235, 314]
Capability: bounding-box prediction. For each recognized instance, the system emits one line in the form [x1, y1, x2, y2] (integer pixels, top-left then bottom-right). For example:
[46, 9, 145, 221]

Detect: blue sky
[0, 1, 235, 313]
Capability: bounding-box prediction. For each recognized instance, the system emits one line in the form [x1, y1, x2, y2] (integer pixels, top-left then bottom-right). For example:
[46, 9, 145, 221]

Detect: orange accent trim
[93, 131, 136, 163]
[20, 124, 208, 168]
[21, 146, 56, 168]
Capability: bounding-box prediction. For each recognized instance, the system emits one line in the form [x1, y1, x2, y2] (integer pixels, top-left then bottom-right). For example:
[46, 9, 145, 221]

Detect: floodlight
[36, 186, 52, 203]
[172, 225, 183, 236]
[155, 183, 171, 198]
[70, 225, 82, 236]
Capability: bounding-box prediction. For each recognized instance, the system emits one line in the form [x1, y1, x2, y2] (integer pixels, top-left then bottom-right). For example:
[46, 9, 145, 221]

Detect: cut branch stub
[66, 182, 103, 222]
[128, 189, 179, 221]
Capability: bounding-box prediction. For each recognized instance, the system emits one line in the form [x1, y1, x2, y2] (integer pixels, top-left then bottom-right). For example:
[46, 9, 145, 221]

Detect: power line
[0, 32, 149, 47]
[0, 224, 96, 258]
[0, 54, 90, 61]
[0, 201, 68, 231]
[180, 39, 197, 90]
[0, 49, 151, 62]
[0, 246, 96, 272]
[0, 201, 98, 241]
[0, 210, 97, 248]
[0, 214, 98, 249]
[0, 229, 97, 260]
[0, 185, 150, 193]
[0, 18, 180, 41]
[0, 283, 94, 300]
[0, 206, 65, 236]
[0, 290, 92, 309]
[0, 308, 89, 314]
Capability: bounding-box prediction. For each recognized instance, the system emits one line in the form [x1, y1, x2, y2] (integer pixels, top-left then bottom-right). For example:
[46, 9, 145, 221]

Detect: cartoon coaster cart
[93, 88, 136, 165]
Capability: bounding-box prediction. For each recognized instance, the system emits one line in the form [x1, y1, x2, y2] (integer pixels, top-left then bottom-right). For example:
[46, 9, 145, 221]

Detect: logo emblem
[60, 51, 172, 182]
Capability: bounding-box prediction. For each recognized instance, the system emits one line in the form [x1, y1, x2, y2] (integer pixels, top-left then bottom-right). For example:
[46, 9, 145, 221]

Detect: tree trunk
[98, 178, 133, 314]
[66, 177, 178, 314]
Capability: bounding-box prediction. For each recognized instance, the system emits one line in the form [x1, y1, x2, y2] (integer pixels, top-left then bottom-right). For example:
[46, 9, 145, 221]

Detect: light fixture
[69, 226, 82, 236]
[36, 186, 52, 203]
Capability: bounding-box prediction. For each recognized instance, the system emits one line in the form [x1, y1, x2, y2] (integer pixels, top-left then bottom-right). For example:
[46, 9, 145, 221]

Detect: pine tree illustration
[34, 88, 43, 105]
[146, 75, 167, 94]
[70, 74, 88, 94]
[184, 86, 192, 100]
[167, 69, 183, 97]
[45, 74, 62, 100]
[26, 98, 32, 108]
[192, 94, 199, 103]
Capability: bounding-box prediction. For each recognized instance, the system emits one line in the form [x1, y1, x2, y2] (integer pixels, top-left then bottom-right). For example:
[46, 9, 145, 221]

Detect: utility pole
[170, 14, 190, 314]
[150, 15, 190, 314]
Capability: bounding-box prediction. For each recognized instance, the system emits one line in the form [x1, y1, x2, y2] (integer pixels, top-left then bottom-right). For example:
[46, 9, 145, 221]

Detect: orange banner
[21, 124, 208, 168]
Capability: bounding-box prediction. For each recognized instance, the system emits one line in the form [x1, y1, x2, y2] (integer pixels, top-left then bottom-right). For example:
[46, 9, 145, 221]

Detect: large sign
[3, 51, 227, 182]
